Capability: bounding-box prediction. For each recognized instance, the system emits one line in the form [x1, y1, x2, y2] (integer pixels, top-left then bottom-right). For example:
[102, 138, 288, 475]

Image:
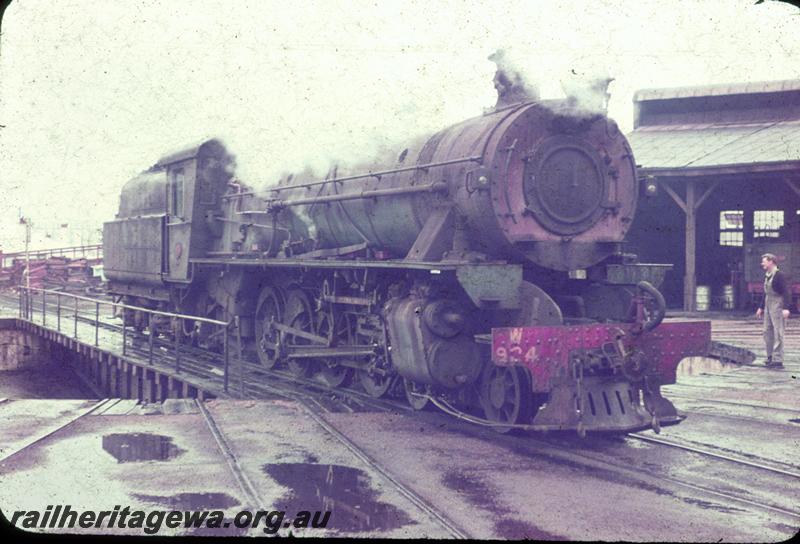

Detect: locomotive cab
[103, 139, 234, 298]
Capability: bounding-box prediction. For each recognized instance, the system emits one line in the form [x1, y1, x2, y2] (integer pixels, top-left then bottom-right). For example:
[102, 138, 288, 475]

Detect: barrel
[721, 284, 735, 310]
[695, 285, 710, 312]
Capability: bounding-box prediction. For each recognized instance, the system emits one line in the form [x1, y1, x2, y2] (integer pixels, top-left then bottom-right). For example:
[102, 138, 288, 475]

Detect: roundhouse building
[626, 80, 800, 312]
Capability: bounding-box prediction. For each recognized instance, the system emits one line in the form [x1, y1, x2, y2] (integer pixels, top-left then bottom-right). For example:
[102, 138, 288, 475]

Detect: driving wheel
[284, 289, 316, 377]
[254, 285, 285, 368]
[313, 310, 352, 388]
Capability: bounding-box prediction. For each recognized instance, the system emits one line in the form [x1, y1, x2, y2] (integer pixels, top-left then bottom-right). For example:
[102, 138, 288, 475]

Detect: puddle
[633, 481, 675, 498]
[495, 518, 567, 540]
[442, 470, 503, 512]
[132, 492, 240, 510]
[766, 522, 800, 536]
[789, 419, 800, 424]
[262, 463, 414, 534]
[676, 357, 738, 378]
[681, 497, 746, 514]
[102, 433, 185, 463]
[442, 470, 565, 540]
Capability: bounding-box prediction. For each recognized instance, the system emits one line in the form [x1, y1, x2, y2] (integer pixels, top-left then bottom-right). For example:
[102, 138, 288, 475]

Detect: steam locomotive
[103, 83, 710, 434]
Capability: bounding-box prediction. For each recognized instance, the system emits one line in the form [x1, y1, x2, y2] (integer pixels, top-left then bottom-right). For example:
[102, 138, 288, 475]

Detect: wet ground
[0, 309, 798, 539]
[1, 394, 797, 539]
[661, 315, 799, 470]
[0, 397, 450, 537]
[317, 410, 796, 541]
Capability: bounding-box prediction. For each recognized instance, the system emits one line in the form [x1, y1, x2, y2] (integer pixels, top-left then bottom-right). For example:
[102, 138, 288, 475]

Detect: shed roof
[628, 119, 800, 174]
[633, 80, 800, 103]
[629, 80, 800, 176]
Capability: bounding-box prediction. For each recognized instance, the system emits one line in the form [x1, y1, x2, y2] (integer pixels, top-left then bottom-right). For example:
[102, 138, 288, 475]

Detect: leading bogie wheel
[403, 378, 431, 410]
[478, 364, 533, 433]
[358, 356, 394, 398]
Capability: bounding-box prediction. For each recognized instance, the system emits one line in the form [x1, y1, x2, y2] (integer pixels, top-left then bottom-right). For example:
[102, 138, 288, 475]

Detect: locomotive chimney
[489, 49, 538, 109]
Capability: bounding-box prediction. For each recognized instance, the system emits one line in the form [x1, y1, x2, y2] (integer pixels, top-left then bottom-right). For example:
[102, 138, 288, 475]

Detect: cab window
[170, 169, 185, 218]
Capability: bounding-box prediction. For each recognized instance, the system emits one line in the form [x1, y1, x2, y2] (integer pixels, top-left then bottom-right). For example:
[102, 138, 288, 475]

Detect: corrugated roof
[634, 80, 800, 103]
[628, 119, 800, 171]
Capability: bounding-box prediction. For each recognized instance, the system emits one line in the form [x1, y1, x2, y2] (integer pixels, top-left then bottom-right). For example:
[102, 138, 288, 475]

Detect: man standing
[755, 253, 791, 368]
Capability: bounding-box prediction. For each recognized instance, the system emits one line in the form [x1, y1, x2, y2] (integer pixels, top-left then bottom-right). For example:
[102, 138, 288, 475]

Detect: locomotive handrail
[18, 286, 228, 326]
[17, 285, 243, 395]
[266, 181, 449, 209]
[636, 280, 666, 333]
[220, 155, 483, 200]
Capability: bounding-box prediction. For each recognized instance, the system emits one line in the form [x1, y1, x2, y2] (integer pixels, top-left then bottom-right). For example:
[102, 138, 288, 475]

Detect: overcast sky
[0, 0, 797, 252]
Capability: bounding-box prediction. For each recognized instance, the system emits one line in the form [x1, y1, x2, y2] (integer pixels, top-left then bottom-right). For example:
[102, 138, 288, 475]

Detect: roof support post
[661, 181, 687, 213]
[695, 180, 720, 211]
[684, 180, 697, 312]
[662, 178, 720, 312]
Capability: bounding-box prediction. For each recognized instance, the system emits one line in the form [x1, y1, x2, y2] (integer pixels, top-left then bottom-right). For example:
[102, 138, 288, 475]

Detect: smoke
[560, 69, 615, 114]
[482, 47, 616, 115]
[487, 49, 540, 108]
[243, 48, 620, 195]
[2, 0, 796, 252]
[243, 127, 440, 194]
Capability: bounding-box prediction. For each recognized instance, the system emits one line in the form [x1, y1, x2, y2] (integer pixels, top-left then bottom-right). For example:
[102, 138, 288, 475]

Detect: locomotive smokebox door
[522, 135, 610, 236]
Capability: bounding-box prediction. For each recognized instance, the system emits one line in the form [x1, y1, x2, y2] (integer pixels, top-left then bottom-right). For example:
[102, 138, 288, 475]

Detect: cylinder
[721, 284, 735, 310]
[384, 296, 482, 388]
[695, 285, 710, 312]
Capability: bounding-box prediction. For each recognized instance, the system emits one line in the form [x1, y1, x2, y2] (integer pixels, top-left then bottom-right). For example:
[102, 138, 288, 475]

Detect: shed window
[718, 210, 743, 247]
[753, 210, 783, 239]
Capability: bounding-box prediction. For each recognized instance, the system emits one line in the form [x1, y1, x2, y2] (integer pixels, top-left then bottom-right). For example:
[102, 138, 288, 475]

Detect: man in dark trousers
[755, 253, 791, 367]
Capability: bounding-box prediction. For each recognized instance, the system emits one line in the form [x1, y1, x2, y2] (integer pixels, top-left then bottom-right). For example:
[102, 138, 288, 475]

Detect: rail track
[527, 434, 800, 522]
[195, 376, 469, 538]
[665, 393, 800, 416]
[628, 432, 800, 478]
[246, 366, 800, 523]
[3, 294, 799, 526]
[666, 402, 800, 431]
[0, 398, 115, 464]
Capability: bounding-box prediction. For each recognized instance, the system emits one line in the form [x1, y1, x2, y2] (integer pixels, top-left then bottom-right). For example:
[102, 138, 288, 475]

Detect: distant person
[755, 253, 791, 368]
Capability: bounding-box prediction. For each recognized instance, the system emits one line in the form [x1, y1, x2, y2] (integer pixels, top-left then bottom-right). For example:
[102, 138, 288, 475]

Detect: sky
[0, 0, 798, 252]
